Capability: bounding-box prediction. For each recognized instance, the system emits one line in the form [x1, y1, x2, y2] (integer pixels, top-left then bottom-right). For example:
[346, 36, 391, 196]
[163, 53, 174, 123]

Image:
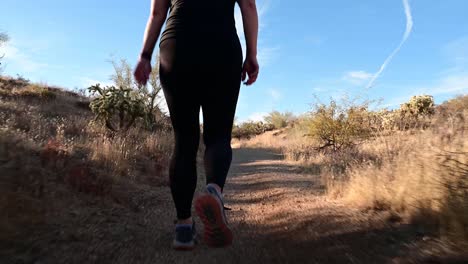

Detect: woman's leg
[160, 40, 201, 220]
[201, 64, 242, 191]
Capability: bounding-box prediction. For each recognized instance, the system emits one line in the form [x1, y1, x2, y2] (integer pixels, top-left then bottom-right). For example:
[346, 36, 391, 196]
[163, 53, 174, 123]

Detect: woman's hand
[242, 56, 259, 85]
[238, 0, 259, 85]
[134, 58, 152, 86]
[134, 0, 170, 86]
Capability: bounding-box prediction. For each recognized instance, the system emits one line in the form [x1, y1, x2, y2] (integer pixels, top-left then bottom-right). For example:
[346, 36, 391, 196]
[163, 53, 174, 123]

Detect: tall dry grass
[239, 101, 468, 243]
[0, 77, 173, 191]
[0, 77, 175, 249]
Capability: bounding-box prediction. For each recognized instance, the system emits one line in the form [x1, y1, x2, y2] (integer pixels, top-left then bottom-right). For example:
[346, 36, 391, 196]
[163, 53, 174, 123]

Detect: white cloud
[247, 112, 268, 122]
[268, 88, 282, 101]
[2, 42, 48, 72]
[343, 70, 373, 85]
[382, 72, 468, 108]
[426, 73, 468, 95]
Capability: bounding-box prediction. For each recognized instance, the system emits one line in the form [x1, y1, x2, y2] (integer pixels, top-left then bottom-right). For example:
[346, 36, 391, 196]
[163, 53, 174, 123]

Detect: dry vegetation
[0, 76, 174, 254]
[1, 70, 467, 259]
[237, 95, 468, 245]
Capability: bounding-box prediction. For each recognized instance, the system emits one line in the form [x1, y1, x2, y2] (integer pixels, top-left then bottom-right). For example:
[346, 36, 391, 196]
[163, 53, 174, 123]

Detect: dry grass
[239, 104, 468, 244]
[0, 77, 173, 186]
[339, 128, 467, 240]
[0, 76, 175, 250]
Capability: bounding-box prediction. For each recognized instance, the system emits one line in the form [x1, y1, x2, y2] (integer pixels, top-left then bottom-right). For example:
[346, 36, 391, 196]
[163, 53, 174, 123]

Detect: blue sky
[1, 0, 468, 122]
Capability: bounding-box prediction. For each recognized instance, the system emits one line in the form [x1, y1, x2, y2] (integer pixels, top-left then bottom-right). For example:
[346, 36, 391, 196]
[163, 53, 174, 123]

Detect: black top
[160, 0, 239, 45]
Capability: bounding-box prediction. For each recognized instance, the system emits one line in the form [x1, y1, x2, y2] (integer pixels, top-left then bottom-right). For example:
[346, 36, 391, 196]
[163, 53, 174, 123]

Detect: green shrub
[306, 99, 374, 151]
[232, 121, 274, 139]
[265, 111, 294, 129]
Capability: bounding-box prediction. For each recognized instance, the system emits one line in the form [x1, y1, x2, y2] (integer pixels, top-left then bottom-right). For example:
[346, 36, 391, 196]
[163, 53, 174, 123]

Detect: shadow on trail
[221, 147, 458, 264]
[234, 216, 424, 263]
[228, 148, 324, 193]
[3, 146, 464, 263]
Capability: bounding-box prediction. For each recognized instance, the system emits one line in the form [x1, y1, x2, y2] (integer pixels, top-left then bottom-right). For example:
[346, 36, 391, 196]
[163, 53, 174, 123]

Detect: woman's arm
[238, 0, 258, 59]
[238, 0, 259, 85]
[134, 0, 170, 85]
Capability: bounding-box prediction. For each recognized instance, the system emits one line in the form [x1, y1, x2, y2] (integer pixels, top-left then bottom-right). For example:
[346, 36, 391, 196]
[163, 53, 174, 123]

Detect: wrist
[140, 51, 152, 61]
[246, 51, 257, 60]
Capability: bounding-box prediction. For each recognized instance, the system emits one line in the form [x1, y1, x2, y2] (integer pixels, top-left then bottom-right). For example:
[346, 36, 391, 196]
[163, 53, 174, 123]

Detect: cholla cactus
[399, 95, 435, 129]
[400, 95, 435, 117]
[376, 109, 400, 131]
[88, 58, 167, 132]
[88, 84, 145, 132]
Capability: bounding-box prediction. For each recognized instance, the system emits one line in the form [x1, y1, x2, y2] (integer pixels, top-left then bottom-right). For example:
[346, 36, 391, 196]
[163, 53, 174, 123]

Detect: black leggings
[159, 38, 243, 220]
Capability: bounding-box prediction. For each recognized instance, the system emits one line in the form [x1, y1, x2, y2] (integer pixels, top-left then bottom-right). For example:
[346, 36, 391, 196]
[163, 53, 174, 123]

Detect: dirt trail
[4, 148, 458, 264]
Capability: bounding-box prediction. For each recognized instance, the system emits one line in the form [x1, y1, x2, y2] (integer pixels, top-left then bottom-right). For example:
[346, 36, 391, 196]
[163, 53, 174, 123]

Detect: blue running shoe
[173, 222, 196, 251]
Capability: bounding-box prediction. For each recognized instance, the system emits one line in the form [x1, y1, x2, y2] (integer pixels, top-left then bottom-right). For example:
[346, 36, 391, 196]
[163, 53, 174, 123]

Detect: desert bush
[439, 95, 468, 114]
[437, 95, 468, 129]
[306, 99, 375, 151]
[232, 121, 274, 139]
[264, 111, 294, 129]
[11, 84, 57, 100]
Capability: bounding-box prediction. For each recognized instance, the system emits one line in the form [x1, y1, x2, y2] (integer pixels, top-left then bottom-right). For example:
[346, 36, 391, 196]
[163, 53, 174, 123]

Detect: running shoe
[195, 184, 233, 247]
[173, 222, 196, 250]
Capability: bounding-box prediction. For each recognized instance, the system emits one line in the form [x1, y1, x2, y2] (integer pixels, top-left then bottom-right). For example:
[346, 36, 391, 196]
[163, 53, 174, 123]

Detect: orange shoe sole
[195, 194, 233, 248]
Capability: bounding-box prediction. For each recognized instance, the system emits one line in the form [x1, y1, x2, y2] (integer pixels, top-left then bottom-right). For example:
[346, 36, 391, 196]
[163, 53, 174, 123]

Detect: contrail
[366, 0, 413, 89]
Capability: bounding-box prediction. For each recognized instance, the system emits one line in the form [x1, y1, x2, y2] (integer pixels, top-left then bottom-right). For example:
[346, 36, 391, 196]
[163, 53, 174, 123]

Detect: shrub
[437, 95, 468, 126]
[264, 111, 294, 129]
[13, 84, 57, 100]
[306, 99, 375, 151]
[440, 95, 468, 113]
[232, 121, 274, 139]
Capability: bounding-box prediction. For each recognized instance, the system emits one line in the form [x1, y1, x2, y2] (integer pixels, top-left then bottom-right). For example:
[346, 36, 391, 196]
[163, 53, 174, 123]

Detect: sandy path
[4, 147, 455, 264]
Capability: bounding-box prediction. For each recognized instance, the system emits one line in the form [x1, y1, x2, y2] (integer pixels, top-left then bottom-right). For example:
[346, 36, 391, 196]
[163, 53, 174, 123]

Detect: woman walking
[134, 0, 259, 250]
